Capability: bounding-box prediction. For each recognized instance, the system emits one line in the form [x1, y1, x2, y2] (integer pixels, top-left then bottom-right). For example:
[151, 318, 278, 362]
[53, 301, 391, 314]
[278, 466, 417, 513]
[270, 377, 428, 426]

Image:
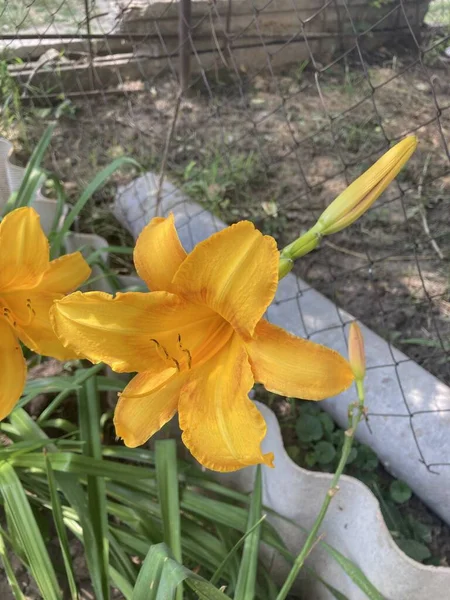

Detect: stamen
[177, 333, 192, 369]
[150, 338, 170, 360]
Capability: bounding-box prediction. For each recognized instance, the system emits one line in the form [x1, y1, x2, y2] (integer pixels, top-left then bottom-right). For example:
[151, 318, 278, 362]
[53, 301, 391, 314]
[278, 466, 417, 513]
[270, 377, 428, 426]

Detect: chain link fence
[1, 0, 450, 478]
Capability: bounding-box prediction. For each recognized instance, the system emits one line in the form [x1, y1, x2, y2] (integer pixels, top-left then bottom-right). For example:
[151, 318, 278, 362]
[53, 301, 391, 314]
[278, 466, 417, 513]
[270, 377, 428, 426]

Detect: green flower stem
[276, 380, 366, 600]
[278, 225, 323, 280]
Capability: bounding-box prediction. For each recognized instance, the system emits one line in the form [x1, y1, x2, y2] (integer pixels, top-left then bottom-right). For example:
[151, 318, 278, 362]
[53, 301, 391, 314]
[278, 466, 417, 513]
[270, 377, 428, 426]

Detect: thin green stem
[276, 381, 366, 600]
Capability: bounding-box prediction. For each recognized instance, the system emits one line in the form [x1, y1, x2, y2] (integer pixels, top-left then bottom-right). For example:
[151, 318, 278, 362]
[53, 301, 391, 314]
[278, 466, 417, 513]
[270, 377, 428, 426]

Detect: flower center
[0, 294, 36, 329]
[148, 317, 233, 374]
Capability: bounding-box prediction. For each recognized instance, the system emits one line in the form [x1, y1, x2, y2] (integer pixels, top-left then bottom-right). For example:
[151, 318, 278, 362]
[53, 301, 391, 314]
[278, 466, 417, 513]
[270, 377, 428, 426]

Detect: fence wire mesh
[0, 0, 449, 477]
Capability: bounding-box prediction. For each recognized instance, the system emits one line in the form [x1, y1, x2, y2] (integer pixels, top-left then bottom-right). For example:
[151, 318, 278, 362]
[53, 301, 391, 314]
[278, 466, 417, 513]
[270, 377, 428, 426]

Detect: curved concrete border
[221, 402, 450, 600]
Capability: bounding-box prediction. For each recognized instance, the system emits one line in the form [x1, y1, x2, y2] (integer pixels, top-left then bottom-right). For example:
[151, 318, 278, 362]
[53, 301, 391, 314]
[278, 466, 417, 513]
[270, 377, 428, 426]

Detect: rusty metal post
[179, 0, 192, 92]
[83, 0, 95, 90]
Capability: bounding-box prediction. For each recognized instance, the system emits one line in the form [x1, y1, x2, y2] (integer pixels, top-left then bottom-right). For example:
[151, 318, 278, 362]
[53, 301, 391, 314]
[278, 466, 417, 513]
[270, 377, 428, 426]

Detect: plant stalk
[276, 382, 365, 600]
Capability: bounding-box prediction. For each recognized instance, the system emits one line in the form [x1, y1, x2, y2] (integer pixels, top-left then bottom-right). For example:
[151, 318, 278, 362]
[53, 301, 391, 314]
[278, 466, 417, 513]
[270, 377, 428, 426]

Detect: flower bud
[317, 136, 417, 235]
[348, 321, 366, 381]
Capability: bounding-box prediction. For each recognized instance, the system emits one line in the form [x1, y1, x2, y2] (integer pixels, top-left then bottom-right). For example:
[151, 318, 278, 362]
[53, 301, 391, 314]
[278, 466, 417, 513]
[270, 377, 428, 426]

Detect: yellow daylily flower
[0, 207, 91, 420]
[51, 216, 354, 472]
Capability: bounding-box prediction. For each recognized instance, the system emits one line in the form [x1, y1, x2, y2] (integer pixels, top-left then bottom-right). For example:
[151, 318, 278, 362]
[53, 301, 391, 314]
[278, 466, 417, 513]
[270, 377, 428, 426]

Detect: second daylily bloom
[51, 216, 354, 471]
[0, 207, 91, 420]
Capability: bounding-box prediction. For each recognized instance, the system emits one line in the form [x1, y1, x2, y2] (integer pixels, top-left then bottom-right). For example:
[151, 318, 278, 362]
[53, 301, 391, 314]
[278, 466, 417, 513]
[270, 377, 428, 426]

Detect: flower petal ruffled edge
[172, 221, 279, 340]
[38, 252, 91, 294]
[134, 214, 187, 292]
[246, 320, 354, 400]
[178, 334, 274, 472]
[114, 368, 181, 447]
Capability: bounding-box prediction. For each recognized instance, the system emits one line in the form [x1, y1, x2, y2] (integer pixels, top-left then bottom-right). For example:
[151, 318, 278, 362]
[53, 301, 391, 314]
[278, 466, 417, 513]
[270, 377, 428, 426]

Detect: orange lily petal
[0, 207, 49, 292]
[114, 368, 182, 447]
[172, 221, 279, 340]
[51, 290, 221, 373]
[246, 320, 354, 400]
[8, 292, 76, 360]
[179, 334, 274, 472]
[0, 318, 26, 420]
[134, 214, 187, 291]
[37, 252, 91, 294]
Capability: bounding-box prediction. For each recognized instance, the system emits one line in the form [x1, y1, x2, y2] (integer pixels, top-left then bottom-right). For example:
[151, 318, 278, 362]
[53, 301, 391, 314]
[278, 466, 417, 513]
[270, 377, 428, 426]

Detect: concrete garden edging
[112, 171, 450, 599]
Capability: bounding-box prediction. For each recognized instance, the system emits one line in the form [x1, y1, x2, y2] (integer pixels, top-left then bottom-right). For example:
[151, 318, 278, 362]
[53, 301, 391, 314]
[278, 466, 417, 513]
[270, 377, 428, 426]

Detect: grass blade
[210, 516, 266, 586]
[0, 462, 61, 600]
[0, 528, 26, 600]
[155, 439, 182, 600]
[132, 543, 230, 600]
[3, 122, 56, 213]
[44, 449, 78, 600]
[37, 363, 105, 423]
[78, 375, 110, 600]
[51, 156, 140, 256]
[234, 466, 264, 600]
[322, 541, 384, 600]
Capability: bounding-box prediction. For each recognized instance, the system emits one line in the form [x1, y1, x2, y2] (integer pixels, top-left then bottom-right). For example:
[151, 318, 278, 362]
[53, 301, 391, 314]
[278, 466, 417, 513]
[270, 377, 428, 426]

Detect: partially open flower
[0, 207, 91, 420]
[51, 216, 354, 472]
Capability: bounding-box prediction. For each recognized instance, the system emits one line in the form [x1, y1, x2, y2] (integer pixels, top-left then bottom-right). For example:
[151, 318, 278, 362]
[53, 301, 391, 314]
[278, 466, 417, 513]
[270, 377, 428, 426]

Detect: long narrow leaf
[78, 376, 110, 600]
[0, 528, 25, 600]
[51, 156, 140, 256]
[155, 440, 182, 600]
[0, 462, 61, 600]
[132, 543, 230, 600]
[321, 541, 384, 600]
[210, 515, 266, 586]
[3, 122, 56, 213]
[9, 408, 111, 599]
[234, 466, 264, 600]
[44, 450, 78, 600]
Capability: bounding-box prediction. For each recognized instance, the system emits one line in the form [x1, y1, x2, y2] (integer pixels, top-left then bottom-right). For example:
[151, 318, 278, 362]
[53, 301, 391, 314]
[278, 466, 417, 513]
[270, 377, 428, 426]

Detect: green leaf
[389, 481, 412, 505]
[306, 568, 349, 600]
[132, 543, 230, 600]
[305, 452, 317, 467]
[78, 376, 110, 600]
[322, 541, 384, 600]
[155, 440, 183, 600]
[0, 528, 26, 600]
[44, 450, 78, 600]
[407, 517, 432, 544]
[346, 447, 358, 465]
[51, 156, 140, 256]
[37, 363, 105, 423]
[0, 462, 61, 600]
[3, 122, 56, 213]
[235, 466, 264, 600]
[210, 516, 266, 586]
[318, 413, 335, 434]
[396, 539, 431, 562]
[296, 414, 323, 443]
[314, 441, 336, 465]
